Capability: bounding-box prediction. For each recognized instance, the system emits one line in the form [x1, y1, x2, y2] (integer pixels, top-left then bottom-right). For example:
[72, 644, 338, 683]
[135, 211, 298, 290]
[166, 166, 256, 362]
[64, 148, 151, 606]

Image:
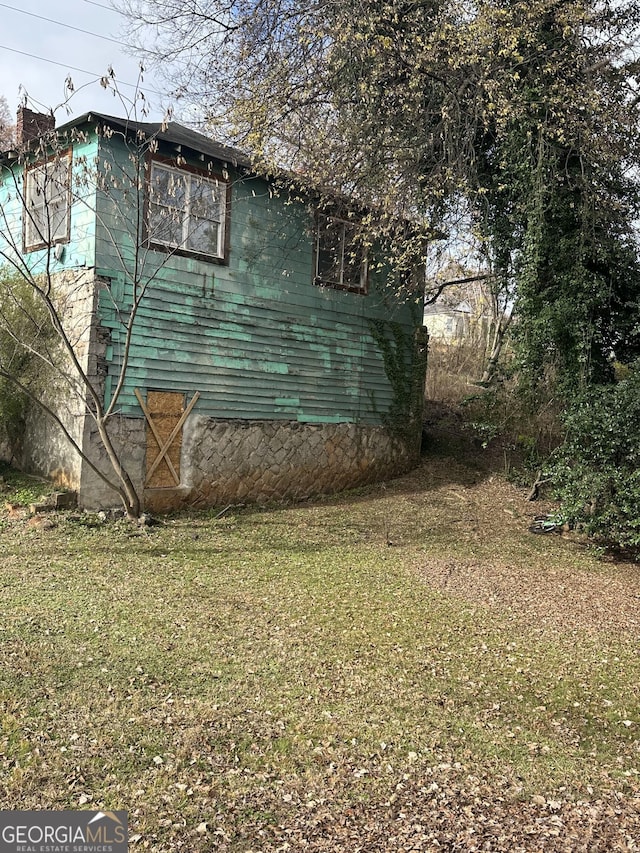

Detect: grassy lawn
[1, 449, 639, 850]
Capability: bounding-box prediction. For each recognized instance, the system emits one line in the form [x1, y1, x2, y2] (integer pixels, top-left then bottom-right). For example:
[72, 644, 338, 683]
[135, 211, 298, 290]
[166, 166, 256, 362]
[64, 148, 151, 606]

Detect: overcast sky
[0, 0, 172, 124]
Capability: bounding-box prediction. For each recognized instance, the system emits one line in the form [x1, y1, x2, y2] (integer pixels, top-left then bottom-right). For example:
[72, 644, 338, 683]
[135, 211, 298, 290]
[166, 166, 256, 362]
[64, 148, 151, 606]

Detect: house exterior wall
[20, 268, 99, 489]
[0, 132, 100, 487]
[424, 303, 494, 347]
[0, 131, 99, 270]
[93, 136, 424, 424]
[424, 309, 462, 343]
[83, 130, 427, 510]
[2, 121, 427, 511]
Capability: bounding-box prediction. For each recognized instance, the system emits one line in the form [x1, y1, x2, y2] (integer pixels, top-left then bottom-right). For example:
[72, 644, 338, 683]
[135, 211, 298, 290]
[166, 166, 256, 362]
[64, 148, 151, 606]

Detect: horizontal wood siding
[0, 135, 98, 273]
[94, 136, 423, 425]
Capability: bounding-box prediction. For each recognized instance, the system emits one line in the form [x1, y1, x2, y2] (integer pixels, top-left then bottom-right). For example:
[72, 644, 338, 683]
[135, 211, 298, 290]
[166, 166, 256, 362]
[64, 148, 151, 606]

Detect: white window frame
[23, 151, 71, 251]
[148, 161, 228, 261]
[314, 213, 368, 293]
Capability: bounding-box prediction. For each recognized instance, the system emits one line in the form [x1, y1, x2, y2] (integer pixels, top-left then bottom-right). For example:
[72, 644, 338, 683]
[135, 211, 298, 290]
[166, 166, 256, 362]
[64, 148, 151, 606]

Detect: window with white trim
[314, 214, 367, 293]
[148, 161, 227, 261]
[24, 152, 71, 251]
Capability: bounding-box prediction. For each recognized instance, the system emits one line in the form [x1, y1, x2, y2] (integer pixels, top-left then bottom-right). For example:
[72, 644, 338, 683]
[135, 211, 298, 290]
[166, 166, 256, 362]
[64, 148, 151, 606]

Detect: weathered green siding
[0, 134, 99, 273]
[93, 134, 424, 427]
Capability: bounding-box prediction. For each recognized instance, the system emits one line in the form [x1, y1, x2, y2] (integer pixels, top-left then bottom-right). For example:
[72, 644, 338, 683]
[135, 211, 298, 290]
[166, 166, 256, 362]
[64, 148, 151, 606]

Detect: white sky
[0, 0, 172, 125]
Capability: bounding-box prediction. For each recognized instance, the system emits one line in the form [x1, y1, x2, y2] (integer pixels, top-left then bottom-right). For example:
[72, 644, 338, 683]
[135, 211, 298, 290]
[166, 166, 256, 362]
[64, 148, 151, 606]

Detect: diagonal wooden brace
[145, 391, 200, 483]
[135, 388, 200, 486]
[135, 388, 180, 485]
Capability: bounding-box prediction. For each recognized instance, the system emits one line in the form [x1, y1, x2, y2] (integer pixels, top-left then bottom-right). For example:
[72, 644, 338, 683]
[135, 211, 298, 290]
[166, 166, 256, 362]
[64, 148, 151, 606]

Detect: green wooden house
[0, 108, 427, 511]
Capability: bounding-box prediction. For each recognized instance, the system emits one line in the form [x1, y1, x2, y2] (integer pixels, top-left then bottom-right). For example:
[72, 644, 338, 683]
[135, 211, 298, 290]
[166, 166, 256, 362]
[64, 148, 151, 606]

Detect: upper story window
[148, 161, 228, 262]
[314, 214, 368, 294]
[23, 151, 71, 251]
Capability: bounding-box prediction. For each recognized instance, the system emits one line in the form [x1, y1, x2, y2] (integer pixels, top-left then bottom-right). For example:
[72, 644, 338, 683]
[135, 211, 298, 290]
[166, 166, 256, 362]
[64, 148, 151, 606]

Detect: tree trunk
[479, 312, 513, 385]
[94, 415, 142, 520]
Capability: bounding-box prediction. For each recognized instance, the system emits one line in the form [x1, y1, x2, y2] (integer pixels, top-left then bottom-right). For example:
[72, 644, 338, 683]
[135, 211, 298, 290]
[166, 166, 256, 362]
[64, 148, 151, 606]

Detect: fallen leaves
[1, 447, 640, 849]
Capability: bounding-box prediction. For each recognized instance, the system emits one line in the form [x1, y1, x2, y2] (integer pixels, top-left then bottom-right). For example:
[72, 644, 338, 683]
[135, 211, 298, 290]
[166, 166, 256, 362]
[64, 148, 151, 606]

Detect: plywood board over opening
[135, 388, 200, 489]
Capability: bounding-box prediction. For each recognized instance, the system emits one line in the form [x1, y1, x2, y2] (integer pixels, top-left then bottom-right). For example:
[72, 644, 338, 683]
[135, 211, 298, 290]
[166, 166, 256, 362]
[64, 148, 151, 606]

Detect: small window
[314, 214, 367, 293]
[23, 152, 71, 251]
[148, 161, 227, 261]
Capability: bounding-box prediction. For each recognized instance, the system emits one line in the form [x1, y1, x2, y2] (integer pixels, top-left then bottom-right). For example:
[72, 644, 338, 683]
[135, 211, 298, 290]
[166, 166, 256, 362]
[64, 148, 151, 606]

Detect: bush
[426, 341, 488, 405]
[551, 367, 640, 550]
[0, 273, 54, 453]
[460, 372, 563, 473]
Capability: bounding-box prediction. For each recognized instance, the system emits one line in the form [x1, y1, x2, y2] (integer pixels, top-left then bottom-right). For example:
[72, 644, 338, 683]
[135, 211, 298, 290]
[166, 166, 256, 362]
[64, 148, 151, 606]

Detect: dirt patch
[414, 404, 640, 638]
[418, 524, 640, 639]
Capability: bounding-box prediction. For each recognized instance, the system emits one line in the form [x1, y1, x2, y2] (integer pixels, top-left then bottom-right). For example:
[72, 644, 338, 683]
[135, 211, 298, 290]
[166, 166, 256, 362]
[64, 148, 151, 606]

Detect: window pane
[148, 163, 226, 259]
[316, 217, 344, 285]
[50, 158, 69, 196]
[186, 217, 220, 255]
[190, 176, 223, 221]
[27, 166, 46, 204]
[25, 168, 47, 244]
[25, 155, 70, 247]
[341, 222, 364, 289]
[316, 215, 365, 290]
[149, 201, 184, 246]
[150, 164, 187, 208]
[26, 201, 46, 245]
[49, 197, 68, 240]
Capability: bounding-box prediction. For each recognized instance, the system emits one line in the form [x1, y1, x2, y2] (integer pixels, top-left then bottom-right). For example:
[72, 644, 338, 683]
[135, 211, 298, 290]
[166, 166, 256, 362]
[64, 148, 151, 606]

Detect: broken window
[314, 214, 368, 293]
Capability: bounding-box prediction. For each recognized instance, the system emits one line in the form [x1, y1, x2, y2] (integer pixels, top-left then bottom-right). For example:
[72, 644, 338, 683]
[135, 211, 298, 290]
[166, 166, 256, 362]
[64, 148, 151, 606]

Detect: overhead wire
[82, 0, 118, 9]
[0, 0, 168, 99]
[0, 43, 167, 98]
[0, 2, 132, 48]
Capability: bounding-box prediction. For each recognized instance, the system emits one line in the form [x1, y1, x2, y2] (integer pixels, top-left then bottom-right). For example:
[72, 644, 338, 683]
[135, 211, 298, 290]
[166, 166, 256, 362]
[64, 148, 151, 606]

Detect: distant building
[424, 299, 492, 346]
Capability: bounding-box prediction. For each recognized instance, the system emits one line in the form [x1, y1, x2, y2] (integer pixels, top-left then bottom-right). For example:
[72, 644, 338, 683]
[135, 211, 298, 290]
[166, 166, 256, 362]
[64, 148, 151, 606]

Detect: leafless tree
[0, 81, 187, 519]
[0, 95, 15, 150]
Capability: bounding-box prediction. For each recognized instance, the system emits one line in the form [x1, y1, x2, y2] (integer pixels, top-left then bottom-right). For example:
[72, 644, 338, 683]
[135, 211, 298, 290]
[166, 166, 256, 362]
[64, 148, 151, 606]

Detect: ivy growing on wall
[368, 318, 427, 448]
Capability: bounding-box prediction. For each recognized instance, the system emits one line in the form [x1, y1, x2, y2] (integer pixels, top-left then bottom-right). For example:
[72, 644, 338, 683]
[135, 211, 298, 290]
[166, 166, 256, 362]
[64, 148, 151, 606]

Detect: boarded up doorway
[137, 389, 186, 489]
[136, 389, 201, 489]
[144, 390, 184, 488]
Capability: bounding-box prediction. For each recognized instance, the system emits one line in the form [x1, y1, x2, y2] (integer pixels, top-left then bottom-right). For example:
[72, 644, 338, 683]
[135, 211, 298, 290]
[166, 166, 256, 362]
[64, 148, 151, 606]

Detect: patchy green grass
[1, 455, 639, 849]
[0, 461, 53, 509]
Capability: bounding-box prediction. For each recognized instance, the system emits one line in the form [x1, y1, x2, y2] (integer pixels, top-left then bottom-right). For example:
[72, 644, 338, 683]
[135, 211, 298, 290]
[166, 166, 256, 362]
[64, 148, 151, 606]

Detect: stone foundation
[173, 416, 418, 510]
[76, 414, 419, 512]
[79, 415, 147, 510]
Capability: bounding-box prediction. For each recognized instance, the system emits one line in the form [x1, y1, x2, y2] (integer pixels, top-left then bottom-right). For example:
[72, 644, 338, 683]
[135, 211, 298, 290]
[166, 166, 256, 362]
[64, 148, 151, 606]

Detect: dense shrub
[551, 368, 640, 550]
[461, 371, 563, 472]
[0, 273, 54, 453]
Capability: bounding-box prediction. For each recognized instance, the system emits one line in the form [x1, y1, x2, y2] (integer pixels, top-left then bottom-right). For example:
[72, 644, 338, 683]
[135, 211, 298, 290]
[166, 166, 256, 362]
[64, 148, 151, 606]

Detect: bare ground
[415, 402, 640, 638]
[416, 474, 640, 639]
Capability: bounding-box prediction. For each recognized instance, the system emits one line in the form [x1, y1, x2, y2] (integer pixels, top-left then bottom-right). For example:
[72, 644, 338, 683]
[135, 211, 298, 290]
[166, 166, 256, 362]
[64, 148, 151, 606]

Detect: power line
[0, 0, 173, 105]
[0, 43, 167, 99]
[0, 1, 147, 53]
[83, 0, 118, 9]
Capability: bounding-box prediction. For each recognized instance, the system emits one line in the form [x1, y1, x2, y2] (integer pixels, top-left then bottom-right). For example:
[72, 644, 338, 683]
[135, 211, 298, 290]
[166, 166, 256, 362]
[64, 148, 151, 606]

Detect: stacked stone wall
[78, 414, 420, 512]
[174, 415, 417, 509]
[18, 269, 98, 489]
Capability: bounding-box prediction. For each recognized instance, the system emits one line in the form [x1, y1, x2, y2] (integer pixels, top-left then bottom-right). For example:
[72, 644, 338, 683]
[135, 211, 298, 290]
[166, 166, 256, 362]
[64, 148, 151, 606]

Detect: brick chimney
[16, 106, 55, 145]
